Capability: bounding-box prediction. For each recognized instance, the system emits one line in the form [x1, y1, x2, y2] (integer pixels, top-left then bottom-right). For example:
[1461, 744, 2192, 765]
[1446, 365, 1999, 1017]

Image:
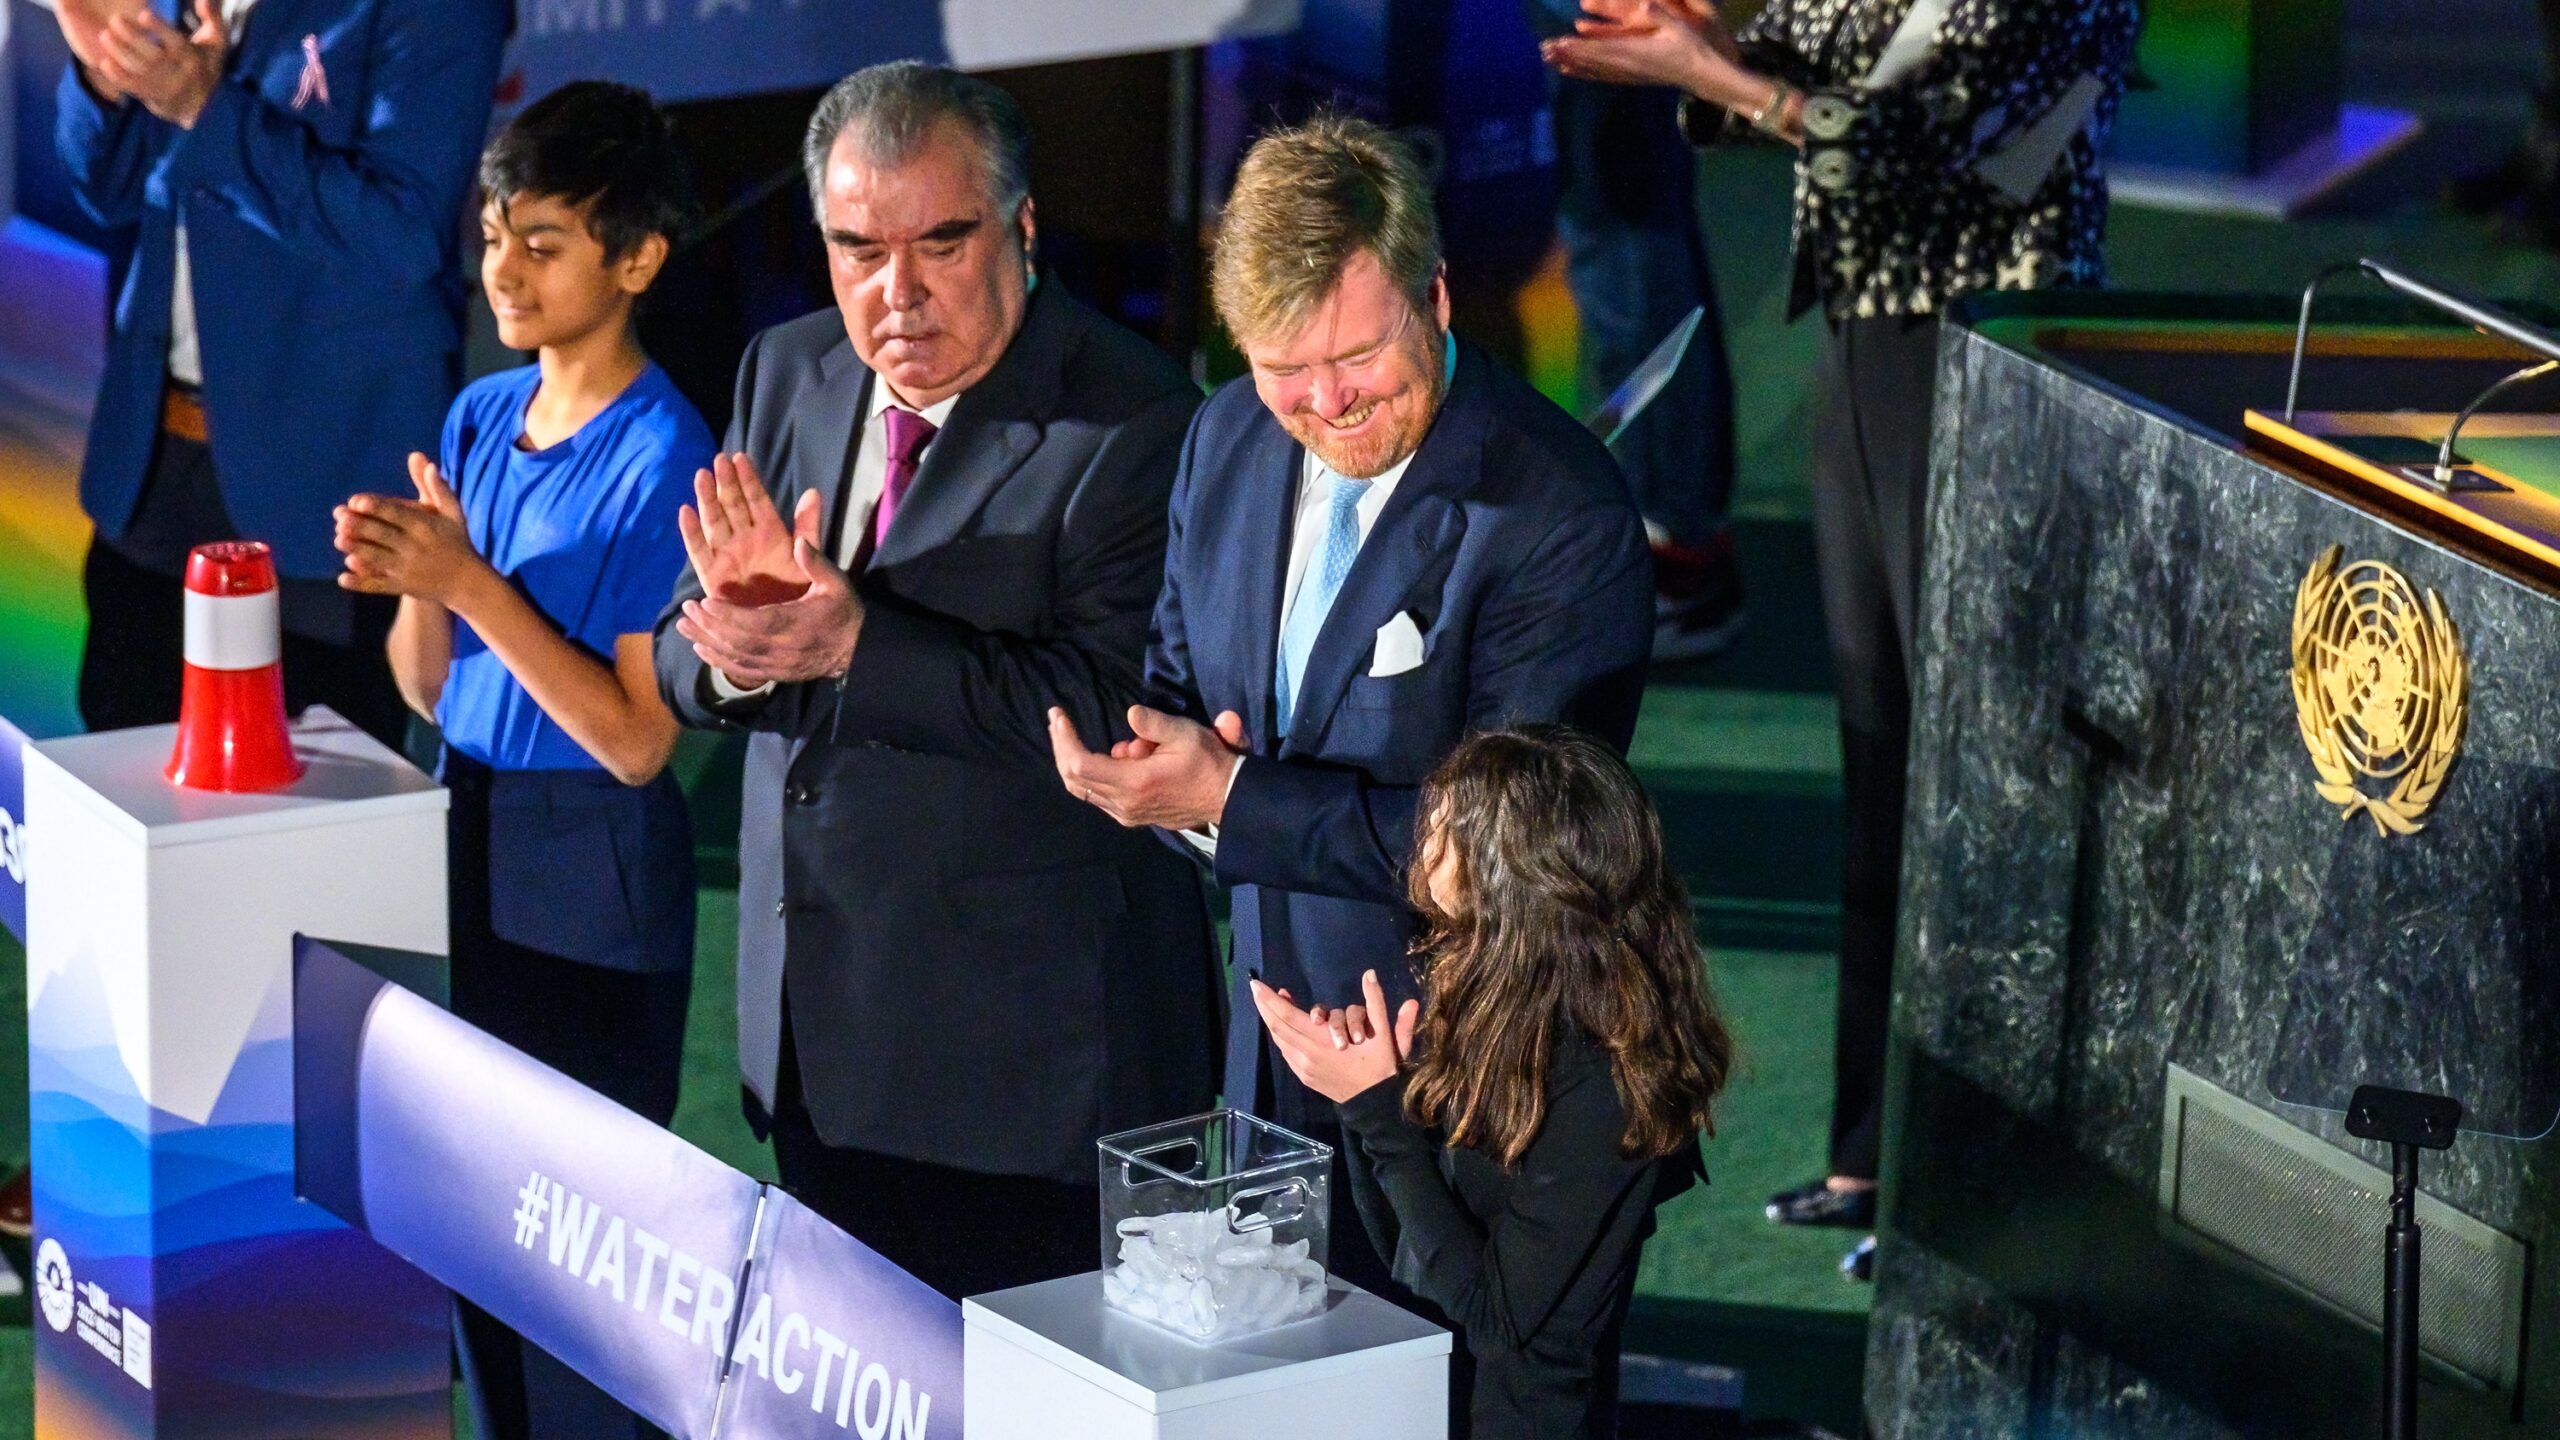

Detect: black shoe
[1651, 535, 1746, 664]
[1841, 1235, 1877, 1283]
[1765, 1178, 1876, 1228]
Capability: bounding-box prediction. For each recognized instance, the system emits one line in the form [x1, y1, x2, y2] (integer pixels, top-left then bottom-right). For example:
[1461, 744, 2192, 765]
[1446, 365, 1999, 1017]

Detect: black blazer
[654, 282, 1220, 1184]
[1338, 1034, 1703, 1440]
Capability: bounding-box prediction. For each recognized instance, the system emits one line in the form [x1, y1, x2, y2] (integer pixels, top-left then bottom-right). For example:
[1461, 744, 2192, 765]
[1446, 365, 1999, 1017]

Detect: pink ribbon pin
[291, 35, 331, 111]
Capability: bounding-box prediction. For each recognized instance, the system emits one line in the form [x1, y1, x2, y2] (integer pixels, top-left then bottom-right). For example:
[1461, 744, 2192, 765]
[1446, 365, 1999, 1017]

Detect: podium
[24, 711, 451, 1440]
[1868, 294, 2560, 1438]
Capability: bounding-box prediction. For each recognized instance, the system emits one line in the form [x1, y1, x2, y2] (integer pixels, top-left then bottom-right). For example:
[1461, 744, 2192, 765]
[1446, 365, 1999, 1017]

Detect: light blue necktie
[1274, 468, 1372, 735]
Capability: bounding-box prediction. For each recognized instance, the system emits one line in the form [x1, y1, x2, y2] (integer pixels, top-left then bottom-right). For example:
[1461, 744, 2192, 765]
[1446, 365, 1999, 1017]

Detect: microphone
[2286, 258, 2560, 490]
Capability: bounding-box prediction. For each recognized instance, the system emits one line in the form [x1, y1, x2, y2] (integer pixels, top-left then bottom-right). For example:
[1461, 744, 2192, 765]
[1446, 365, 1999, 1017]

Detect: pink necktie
[873, 406, 938, 551]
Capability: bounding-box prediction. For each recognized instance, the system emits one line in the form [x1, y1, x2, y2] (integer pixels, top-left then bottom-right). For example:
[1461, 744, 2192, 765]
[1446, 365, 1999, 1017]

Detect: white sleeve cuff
[1177, 755, 1249, 859]
[706, 667, 777, 705]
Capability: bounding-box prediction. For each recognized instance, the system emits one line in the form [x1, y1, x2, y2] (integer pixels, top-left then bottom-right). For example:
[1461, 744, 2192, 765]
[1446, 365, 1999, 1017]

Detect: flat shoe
[1765, 1179, 1876, 1228]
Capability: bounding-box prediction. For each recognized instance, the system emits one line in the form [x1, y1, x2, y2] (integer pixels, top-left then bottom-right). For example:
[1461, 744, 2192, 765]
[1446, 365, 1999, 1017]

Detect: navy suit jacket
[1144, 338, 1653, 1119]
[54, 0, 509, 579]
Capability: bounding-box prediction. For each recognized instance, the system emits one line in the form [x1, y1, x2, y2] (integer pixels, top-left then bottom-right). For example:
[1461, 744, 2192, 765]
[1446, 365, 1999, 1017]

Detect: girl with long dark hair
[1251, 724, 1735, 1440]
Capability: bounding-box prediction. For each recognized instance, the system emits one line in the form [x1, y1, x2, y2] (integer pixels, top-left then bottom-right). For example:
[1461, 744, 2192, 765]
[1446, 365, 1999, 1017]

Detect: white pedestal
[24, 709, 452, 1440]
[963, 1272, 1451, 1440]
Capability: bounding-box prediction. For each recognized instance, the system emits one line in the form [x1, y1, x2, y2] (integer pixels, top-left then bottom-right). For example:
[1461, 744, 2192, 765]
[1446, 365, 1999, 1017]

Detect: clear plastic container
[1097, 1109, 1333, 1343]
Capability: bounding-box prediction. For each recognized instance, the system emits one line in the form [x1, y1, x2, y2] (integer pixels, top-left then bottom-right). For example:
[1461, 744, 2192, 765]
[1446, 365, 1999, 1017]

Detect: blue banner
[0, 714, 25, 942]
[293, 937, 967, 1440]
[717, 1191, 959, 1440]
[498, 0, 1302, 111]
[503, 0, 945, 110]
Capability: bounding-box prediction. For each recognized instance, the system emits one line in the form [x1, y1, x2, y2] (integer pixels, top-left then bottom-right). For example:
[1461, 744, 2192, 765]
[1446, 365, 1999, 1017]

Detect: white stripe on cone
[182, 588, 283, 671]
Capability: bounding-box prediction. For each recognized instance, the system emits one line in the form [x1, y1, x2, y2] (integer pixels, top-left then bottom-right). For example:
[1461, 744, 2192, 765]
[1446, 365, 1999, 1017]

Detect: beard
[1285, 331, 1448, 479]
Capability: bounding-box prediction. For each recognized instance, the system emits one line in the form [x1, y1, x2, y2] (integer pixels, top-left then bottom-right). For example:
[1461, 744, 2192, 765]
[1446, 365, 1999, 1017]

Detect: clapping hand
[87, 1, 230, 128]
[1541, 0, 1740, 93]
[1048, 705, 1248, 831]
[671, 452, 866, 689]
[1249, 970, 1421, 1105]
[335, 454, 489, 607]
[678, 453, 818, 607]
[51, 0, 139, 91]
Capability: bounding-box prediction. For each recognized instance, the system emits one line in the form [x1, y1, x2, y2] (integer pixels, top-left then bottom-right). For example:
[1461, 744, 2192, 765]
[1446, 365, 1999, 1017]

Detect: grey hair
[802, 61, 1032, 222]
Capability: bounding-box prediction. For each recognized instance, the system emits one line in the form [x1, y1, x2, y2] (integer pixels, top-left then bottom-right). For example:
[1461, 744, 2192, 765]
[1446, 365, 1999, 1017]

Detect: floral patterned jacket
[1684, 0, 2142, 321]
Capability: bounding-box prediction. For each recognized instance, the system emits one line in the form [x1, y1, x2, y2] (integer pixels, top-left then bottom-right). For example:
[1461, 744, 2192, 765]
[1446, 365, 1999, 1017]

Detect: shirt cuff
[704, 666, 776, 706]
[1176, 754, 1248, 857]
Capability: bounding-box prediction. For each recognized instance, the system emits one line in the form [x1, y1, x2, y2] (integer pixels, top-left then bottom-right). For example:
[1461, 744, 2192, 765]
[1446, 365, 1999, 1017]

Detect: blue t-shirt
[435, 362, 713, 772]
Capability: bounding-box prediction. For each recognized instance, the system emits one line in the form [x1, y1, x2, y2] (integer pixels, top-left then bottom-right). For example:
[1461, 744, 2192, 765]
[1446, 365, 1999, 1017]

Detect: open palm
[679, 453, 819, 607]
[51, 0, 144, 73]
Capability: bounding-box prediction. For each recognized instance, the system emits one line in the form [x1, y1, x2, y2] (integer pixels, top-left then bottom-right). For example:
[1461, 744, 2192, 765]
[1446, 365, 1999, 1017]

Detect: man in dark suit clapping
[657, 61, 1218, 1300]
[1049, 114, 1653, 1293]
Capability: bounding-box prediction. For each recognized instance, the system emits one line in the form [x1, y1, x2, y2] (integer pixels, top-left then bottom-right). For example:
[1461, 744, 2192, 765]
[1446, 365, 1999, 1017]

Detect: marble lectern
[1871, 294, 2560, 1438]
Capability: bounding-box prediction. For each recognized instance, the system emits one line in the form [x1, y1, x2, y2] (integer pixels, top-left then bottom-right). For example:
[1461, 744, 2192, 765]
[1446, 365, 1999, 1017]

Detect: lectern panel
[1870, 295, 2560, 1440]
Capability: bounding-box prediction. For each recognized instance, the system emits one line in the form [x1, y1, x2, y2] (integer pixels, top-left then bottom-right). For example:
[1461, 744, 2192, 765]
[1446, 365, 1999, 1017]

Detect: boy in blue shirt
[331, 81, 709, 1440]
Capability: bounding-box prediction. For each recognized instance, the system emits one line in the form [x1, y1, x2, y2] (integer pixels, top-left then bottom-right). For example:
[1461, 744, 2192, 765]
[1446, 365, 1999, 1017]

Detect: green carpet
[1639, 948, 1861, 1310]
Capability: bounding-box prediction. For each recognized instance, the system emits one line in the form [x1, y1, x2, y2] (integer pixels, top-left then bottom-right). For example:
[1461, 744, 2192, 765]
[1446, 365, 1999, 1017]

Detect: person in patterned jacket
[1544, 0, 2138, 1279]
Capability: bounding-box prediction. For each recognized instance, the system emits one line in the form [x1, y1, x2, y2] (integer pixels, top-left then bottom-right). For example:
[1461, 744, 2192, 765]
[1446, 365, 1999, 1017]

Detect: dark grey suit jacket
[654, 282, 1218, 1184]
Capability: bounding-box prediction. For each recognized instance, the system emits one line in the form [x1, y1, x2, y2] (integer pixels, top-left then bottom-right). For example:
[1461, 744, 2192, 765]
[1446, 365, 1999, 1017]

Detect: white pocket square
[1370, 611, 1428, 678]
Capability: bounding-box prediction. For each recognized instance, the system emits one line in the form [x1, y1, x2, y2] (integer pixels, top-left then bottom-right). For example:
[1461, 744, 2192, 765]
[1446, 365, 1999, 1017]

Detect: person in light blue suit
[48, 0, 509, 746]
[1050, 114, 1653, 1303]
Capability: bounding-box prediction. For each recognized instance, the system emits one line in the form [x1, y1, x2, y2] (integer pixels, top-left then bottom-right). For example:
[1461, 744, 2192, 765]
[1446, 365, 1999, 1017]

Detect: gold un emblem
[2289, 545, 2467, 836]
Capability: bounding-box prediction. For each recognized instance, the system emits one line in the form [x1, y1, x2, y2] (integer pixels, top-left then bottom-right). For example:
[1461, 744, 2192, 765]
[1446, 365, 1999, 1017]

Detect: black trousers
[446, 765, 694, 1440]
[1806, 314, 1940, 1183]
[78, 434, 406, 750]
[769, 1010, 1097, 1302]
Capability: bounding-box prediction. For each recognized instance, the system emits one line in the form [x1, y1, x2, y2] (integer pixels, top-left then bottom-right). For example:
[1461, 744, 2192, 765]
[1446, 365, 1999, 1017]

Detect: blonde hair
[1211, 114, 1442, 347]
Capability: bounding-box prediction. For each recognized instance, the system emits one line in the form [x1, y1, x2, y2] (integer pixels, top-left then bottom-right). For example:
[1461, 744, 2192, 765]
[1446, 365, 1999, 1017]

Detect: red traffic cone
[165, 541, 304, 792]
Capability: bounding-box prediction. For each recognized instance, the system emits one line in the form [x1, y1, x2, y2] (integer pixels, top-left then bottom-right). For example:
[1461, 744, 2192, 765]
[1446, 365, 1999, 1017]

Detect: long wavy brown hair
[1402, 726, 1734, 1168]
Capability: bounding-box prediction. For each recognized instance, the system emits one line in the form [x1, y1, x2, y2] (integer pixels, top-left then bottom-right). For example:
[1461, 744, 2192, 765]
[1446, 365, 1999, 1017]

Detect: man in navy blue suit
[1050, 114, 1652, 1275]
[49, 0, 509, 745]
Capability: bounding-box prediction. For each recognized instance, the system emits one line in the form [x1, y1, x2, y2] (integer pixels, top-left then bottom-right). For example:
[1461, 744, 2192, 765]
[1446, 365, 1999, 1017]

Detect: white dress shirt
[1272, 328, 1450, 640]
[706, 372, 958, 701]
[1277, 444, 1414, 634]
[168, 0, 263, 388]
[1179, 443, 1418, 857]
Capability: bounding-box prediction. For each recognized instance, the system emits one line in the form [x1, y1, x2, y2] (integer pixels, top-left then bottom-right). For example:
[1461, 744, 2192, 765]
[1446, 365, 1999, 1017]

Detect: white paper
[1973, 73, 2105, 204]
[1861, 0, 1950, 90]
[1370, 612, 1427, 678]
[1582, 308, 1703, 448]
